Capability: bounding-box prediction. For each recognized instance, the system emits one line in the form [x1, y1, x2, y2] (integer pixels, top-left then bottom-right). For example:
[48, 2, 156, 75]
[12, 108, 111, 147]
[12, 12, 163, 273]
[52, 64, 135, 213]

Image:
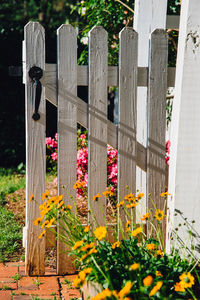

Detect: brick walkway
[0, 262, 81, 300]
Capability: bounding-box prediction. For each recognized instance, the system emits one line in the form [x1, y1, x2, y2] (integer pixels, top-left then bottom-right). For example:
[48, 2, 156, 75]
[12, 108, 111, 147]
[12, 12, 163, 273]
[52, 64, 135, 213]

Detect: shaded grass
[0, 167, 56, 262]
[0, 206, 22, 262]
[0, 168, 25, 205]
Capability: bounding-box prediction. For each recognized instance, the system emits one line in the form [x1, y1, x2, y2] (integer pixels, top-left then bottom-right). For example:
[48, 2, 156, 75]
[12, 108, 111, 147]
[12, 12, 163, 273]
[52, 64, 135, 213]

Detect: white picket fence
[23, 21, 177, 275]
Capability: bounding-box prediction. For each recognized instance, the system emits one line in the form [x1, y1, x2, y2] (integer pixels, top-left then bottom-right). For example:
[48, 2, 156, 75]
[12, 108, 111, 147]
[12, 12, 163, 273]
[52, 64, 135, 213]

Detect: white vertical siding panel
[167, 0, 200, 256]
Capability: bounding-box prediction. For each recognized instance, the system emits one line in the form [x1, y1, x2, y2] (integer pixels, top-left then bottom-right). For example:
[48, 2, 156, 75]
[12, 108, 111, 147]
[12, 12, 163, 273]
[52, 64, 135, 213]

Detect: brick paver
[0, 290, 12, 300]
[18, 277, 38, 290]
[0, 264, 18, 278]
[13, 296, 32, 300]
[61, 289, 81, 300]
[0, 262, 82, 300]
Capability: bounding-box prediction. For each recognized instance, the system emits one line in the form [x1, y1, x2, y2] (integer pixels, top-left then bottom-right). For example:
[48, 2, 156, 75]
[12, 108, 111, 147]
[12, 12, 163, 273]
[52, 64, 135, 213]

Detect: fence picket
[24, 22, 46, 275]
[88, 26, 108, 226]
[147, 29, 168, 226]
[134, 0, 167, 224]
[118, 28, 138, 230]
[57, 25, 77, 274]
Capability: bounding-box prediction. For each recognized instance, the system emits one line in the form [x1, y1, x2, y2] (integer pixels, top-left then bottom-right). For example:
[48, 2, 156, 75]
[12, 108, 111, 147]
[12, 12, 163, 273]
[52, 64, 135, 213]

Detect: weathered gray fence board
[134, 0, 167, 223]
[25, 22, 46, 276]
[147, 29, 168, 216]
[88, 26, 108, 226]
[118, 28, 138, 228]
[57, 25, 77, 274]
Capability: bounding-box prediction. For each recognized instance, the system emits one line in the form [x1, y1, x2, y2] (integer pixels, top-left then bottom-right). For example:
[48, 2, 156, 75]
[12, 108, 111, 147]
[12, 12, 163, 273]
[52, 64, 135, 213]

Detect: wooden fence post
[24, 22, 46, 275]
[133, 0, 167, 222]
[88, 26, 108, 226]
[147, 29, 168, 233]
[167, 0, 200, 256]
[118, 28, 138, 230]
[57, 25, 77, 274]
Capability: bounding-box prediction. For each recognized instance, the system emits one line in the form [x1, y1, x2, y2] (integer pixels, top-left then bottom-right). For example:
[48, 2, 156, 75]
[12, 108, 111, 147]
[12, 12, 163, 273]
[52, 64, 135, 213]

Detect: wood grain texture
[24, 22, 45, 276]
[147, 29, 168, 217]
[88, 26, 108, 226]
[44, 64, 175, 96]
[57, 25, 77, 274]
[118, 28, 138, 229]
[167, 0, 200, 256]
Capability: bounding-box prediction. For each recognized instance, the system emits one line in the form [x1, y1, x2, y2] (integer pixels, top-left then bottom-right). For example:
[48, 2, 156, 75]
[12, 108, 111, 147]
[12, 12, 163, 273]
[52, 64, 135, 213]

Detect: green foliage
[0, 206, 22, 262]
[0, 168, 25, 205]
[35, 189, 200, 298]
[77, 127, 88, 150]
[167, 0, 181, 15]
[63, 278, 73, 288]
[10, 273, 21, 282]
[0, 285, 11, 290]
[75, 0, 134, 65]
[33, 278, 43, 286]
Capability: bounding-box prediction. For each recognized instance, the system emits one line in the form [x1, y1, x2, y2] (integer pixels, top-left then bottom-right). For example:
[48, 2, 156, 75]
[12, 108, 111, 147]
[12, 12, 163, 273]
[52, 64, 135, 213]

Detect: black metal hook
[29, 66, 43, 121]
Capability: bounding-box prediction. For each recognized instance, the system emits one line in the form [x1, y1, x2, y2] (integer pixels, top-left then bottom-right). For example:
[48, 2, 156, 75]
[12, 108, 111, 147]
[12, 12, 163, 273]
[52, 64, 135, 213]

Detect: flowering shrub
[33, 190, 200, 299]
[46, 133, 58, 175]
[165, 140, 171, 165]
[46, 129, 117, 200]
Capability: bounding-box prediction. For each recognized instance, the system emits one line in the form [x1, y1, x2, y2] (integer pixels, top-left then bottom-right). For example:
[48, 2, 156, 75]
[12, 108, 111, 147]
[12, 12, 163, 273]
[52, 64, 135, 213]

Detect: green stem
[158, 222, 165, 251]
[189, 257, 200, 273]
[187, 287, 196, 299]
[117, 209, 125, 240]
[91, 256, 111, 288]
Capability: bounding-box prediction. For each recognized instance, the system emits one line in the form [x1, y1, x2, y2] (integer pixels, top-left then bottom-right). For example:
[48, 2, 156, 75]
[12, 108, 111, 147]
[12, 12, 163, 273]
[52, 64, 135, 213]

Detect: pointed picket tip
[150, 29, 168, 44]
[119, 27, 138, 39]
[89, 25, 108, 38]
[151, 28, 168, 36]
[24, 21, 44, 33]
[57, 24, 77, 36]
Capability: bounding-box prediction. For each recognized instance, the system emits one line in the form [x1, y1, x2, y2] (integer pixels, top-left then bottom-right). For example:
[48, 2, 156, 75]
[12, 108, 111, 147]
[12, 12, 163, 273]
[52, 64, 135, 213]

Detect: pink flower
[111, 177, 117, 184]
[166, 140, 171, 154]
[109, 164, 117, 179]
[51, 152, 57, 161]
[46, 137, 52, 146]
[77, 168, 83, 176]
[50, 140, 57, 148]
[111, 43, 117, 49]
[53, 177, 57, 185]
[84, 173, 88, 186]
[111, 186, 115, 193]
[47, 133, 118, 199]
[165, 156, 169, 165]
[108, 165, 112, 173]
